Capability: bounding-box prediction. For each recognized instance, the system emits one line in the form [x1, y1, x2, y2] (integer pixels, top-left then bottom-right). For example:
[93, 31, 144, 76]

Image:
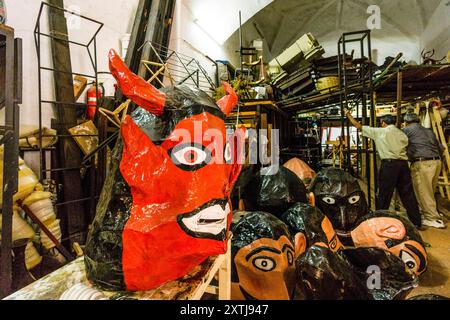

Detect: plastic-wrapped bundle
[0, 207, 35, 242]
[0, 151, 39, 206]
[350, 210, 428, 276]
[281, 203, 343, 252]
[309, 168, 368, 238]
[296, 245, 418, 300]
[340, 247, 418, 300]
[85, 49, 244, 291]
[295, 245, 373, 300]
[22, 191, 56, 223]
[242, 166, 308, 218]
[231, 211, 299, 300]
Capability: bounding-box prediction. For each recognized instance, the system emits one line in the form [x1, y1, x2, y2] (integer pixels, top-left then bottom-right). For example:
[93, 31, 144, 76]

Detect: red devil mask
[85, 49, 244, 291]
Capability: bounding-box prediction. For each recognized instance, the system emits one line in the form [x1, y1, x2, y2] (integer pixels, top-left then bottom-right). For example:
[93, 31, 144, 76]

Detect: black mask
[310, 168, 368, 236]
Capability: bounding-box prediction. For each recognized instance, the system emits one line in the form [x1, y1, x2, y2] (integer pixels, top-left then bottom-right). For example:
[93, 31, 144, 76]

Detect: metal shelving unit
[34, 2, 103, 244]
[337, 30, 377, 209]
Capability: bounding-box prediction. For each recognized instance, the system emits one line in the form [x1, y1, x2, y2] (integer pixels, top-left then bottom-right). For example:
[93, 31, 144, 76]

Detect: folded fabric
[0, 148, 40, 206]
[40, 219, 62, 250]
[25, 241, 43, 270]
[0, 207, 36, 242]
[19, 125, 58, 149]
[22, 191, 56, 223]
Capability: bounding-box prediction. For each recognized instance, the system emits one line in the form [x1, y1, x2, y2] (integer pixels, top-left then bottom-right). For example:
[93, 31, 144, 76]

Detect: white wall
[168, 0, 273, 85]
[5, 0, 139, 127]
[5, 0, 272, 128]
[420, 0, 450, 61]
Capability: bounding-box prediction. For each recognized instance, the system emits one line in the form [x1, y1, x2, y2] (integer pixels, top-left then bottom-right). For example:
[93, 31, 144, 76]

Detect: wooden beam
[48, 0, 87, 245]
[396, 71, 403, 128]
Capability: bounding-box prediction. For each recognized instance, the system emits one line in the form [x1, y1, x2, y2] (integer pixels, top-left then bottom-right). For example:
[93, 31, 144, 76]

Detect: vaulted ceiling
[223, 0, 444, 64]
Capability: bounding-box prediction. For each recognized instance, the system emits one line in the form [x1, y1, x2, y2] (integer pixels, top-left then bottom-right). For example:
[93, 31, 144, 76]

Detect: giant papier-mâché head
[85, 49, 244, 291]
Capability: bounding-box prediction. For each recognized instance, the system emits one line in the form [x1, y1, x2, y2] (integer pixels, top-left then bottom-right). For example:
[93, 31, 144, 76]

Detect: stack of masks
[232, 166, 428, 300]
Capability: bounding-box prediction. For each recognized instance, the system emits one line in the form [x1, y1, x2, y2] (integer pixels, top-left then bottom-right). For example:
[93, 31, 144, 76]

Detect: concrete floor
[357, 180, 450, 298]
[408, 196, 450, 298]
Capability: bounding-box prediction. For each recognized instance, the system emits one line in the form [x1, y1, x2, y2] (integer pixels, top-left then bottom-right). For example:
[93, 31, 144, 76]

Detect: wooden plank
[124, 0, 152, 72]
[190, 254, 226, 300]
[48, 0, 87, 244]
[432, 107, 450, 200]
[218, 238, 232, 300]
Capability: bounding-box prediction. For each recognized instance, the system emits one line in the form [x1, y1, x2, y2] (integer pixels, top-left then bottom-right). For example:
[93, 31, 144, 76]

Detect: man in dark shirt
[403, 113, 445, 229]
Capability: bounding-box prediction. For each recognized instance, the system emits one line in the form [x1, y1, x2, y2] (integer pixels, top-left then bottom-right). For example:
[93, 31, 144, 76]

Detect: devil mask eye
[169, 143, 212, 171]
[321, 197, 336, 205]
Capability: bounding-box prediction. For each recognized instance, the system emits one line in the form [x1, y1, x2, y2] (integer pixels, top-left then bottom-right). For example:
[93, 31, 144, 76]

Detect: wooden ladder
[428, 105, 450, 201]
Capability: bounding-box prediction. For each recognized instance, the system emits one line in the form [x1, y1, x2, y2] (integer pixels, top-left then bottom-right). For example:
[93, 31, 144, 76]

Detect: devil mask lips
[178, 199, 231, 240]
[84, 49, 244, 291]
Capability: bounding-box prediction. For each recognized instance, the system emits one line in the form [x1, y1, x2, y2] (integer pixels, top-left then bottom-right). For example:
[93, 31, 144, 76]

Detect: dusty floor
[358, 180, 450, 298]
[408, 196, 450, 298]
[409, 226, 450, 297]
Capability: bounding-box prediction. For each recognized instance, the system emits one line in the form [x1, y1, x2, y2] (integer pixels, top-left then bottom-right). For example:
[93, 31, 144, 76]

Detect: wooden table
[4, 239, 231, 300]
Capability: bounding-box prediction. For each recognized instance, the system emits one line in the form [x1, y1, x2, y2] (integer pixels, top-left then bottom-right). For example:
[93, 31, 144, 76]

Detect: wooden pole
[396, 71, 403, 128]
[48, 0, 87, 244]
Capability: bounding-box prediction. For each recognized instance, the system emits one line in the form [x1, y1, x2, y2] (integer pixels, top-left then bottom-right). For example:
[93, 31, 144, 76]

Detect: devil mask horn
[108, 49, 166, 116]
[217, 81, 238, 116]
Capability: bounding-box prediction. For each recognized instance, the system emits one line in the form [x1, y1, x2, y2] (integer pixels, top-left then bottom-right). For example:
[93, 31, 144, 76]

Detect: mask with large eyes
[350, 211, 428, 276]
[231, 212, 300, 300]
[85, 49, 245, 292]
[310, 168, 369, 236]
[170, 143, 212, 170]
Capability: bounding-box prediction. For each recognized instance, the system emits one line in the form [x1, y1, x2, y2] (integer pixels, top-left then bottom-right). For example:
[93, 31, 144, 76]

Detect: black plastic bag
[242, 166, 308, 218]
[340, 247, 418, 300]
[295, 245, 373, 300]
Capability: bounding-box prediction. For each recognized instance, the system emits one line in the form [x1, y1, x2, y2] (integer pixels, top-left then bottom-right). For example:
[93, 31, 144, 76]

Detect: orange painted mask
[231, 212, 300, 300]
[350, 211, 428, 275]
[283, 158, 316, 187]
[85, 49, 244, 291]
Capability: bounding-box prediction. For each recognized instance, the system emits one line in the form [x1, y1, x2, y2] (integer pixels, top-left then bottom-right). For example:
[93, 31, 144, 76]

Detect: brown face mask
[231, 235, 299, 300]
[350, 216, 427, 275]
